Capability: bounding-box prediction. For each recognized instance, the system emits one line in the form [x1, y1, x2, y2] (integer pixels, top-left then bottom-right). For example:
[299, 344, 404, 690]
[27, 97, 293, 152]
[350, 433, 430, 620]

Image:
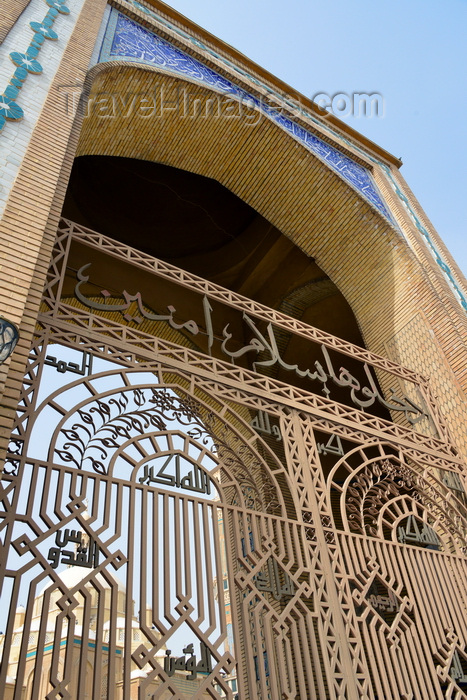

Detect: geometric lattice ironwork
[1, 220, 467, 699]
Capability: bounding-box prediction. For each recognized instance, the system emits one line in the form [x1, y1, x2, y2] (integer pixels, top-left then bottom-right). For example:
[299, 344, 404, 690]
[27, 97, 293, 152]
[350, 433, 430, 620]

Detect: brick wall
[75, 66, 467, 457]
[0, 1, 32, 46]
[0, 0, 108, 454]
[1, 0, 466, 464]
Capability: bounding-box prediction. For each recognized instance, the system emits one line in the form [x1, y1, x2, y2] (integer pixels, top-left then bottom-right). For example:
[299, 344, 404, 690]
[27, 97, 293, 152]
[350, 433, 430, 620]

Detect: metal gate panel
[1, 219, 467, 699]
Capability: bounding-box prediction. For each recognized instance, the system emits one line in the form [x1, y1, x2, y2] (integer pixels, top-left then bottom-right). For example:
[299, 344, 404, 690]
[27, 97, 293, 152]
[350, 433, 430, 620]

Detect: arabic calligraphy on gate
[164, 641, 212, 680]
[397, 515, 440, 548]
[138, 454, 212, 495]
[73, 263, 429, 426]
[48, 528, 99, 569]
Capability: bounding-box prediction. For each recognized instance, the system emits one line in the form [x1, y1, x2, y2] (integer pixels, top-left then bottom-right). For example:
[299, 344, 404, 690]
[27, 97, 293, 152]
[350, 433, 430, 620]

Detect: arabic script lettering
[74, 264, 428, 425]
[48, 528, 99, 569]
[255, 557, 295, 601]
[45, 350, 93, 377]
[164, 641, 212, 679]
[397, 516, 440, 548]
[317, 433, 344, 458]
[250, 411, 282, 441]
[139, 455, 212, 495]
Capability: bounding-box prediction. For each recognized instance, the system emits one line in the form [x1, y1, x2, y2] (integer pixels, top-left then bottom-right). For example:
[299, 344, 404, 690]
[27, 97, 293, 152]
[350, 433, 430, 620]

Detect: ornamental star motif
[9, 52, 43, 75]
[0, 95, 23, 121]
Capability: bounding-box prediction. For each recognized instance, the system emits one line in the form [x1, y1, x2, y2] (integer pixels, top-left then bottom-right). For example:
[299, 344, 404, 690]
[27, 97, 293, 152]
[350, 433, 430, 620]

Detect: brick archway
[76, 64, 409, 356]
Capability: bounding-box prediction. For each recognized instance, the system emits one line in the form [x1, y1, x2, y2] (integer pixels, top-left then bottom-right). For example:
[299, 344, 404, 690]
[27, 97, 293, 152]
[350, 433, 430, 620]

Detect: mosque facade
[1, 1, 467, 698]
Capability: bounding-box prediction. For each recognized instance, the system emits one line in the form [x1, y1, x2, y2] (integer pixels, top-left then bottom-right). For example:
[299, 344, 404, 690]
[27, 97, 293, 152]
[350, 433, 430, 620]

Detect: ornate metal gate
[1, 219, 467, 699]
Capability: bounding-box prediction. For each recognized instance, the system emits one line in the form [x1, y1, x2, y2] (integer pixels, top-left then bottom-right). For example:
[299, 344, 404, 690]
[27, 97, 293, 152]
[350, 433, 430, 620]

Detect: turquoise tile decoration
[0, 0, 70, 133]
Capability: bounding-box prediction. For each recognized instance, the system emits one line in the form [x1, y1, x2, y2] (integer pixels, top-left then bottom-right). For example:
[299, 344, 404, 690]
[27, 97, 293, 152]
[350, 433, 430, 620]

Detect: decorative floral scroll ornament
[54, 387, 191, 474]
[51, 378, 279, 512]
[212, 431, 264, 511]
[341, 455, 467, 551]
[384, 461, 467, 548]
[150, 388, 280, 512]
[346, 459, 400, 537]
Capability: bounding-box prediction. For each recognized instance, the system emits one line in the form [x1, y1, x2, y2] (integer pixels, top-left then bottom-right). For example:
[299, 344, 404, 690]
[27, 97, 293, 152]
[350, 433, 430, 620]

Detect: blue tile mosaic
[380, 164, 467, 310]
[100, 10, 393, 222]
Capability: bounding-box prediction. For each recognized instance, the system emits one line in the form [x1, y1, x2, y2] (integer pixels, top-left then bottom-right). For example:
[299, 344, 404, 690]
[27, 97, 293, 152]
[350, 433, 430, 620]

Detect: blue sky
[161, 0, 467, 277]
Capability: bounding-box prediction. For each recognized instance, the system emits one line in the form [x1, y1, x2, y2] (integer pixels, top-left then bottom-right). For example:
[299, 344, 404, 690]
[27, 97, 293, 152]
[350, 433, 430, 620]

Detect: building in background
[1, 1, 467, 698]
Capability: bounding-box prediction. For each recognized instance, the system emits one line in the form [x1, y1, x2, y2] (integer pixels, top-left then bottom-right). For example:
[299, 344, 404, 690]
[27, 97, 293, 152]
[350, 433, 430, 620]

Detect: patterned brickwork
[0, 0, 108, 455]
[0, 1, 31, 46]
[385, 314, 467, 459]
[374, 166, 467, 398]
[1, 6, 467, 697]
[110, 0, 401, 173]
[74, 62, 467, 458]
[377, 165, 467, 314]
[106, 0, 467, 327]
